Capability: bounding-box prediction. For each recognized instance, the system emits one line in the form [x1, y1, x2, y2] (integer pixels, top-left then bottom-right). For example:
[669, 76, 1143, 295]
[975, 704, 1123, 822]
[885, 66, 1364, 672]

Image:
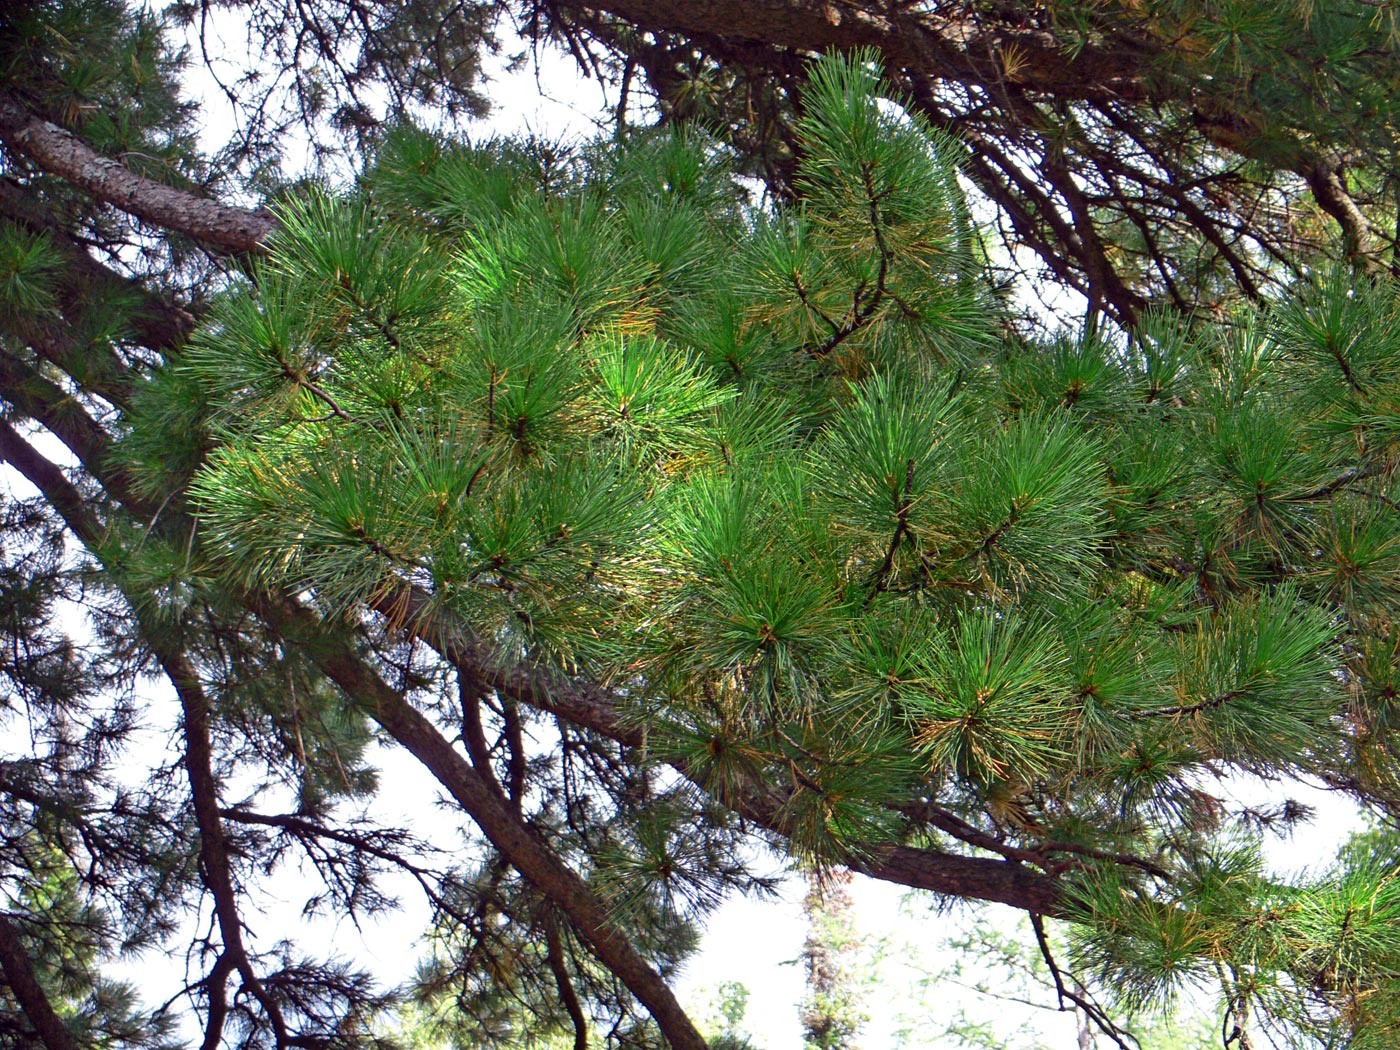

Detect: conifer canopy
[6, 3, 1400, 1049]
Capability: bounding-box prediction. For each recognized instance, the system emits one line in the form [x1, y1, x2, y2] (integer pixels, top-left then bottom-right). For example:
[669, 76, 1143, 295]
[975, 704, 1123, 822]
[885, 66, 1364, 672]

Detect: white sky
[7, 14, 1358, 1050]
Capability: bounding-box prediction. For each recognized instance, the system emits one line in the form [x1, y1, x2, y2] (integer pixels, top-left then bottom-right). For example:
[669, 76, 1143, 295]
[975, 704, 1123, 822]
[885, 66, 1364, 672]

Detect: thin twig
[1030, 913, 1136, 1050]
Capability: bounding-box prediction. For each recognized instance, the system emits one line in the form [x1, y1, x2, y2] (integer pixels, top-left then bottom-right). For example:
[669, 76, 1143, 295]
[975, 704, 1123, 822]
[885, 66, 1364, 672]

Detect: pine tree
[6, 3, 1400, 1049]
[112, 50, 1400, 1048]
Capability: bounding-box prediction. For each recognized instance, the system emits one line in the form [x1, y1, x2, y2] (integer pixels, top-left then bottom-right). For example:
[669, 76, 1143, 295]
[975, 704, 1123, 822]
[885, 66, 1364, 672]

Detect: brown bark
[255, 593, 711, 1050]
[0, 93, 274, 253]
[545, 912, 591, 1050]
[558, 0, 1149, 104]
[1303, 154, 1378, 267]
[0, 911, 80, 1050]
[167, 648, 296, 1050]
[554, 0, 1381, 314]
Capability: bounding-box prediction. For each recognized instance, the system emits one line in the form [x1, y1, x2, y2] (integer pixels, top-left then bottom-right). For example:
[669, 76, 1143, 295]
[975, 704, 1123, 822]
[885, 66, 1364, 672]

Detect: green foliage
[2, 844, 180, 1050]
[78, 45, 1400, 1050]
[21, 0, 1400, 1046]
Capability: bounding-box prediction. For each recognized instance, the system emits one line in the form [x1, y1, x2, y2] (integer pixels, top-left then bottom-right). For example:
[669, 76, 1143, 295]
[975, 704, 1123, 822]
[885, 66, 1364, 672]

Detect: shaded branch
[545, 911, 590, 1050]
[1030, 912, 1134, 1050]
[0, 421, 301, 1048]
[1302, 153, 1378, 267]
[0, 911, 81, 1050]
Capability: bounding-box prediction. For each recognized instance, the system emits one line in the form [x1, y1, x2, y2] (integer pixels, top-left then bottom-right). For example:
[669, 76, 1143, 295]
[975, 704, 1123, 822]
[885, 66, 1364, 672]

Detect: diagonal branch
[1030, 913, 1134, 1050]
[0, 92, 274, 253]
[1302, 153, 1378, 268]
[253, 590, 710, 1050]
[2, 408, 691, 1048]
[0, 911, 81, 1050]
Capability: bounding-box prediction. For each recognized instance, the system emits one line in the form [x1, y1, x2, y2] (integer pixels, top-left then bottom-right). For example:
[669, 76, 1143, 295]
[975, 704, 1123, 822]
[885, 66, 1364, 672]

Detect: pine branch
[219, 807, 470, 925]
[363, 580, 1067, 914]
[808, 162, 903, 357]
[550, 0, 1149, 105]
[0, 176, 197, 353]
[1132, 688, 1247, 719]
[0, 911, 81, 1050]
[866, 460, 918, 604]
[253, 592, 712, 1050]
[545, 912, 591, 1050]
[0, 396, 710, 1050]
[0, 92, 274, 252]
[170, 648, 304, 1049]
[0, 320, 1082, 920]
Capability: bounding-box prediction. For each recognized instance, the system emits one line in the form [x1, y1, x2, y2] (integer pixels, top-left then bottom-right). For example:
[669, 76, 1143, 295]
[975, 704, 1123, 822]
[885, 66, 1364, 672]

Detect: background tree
[709, 981, 753, 1050]
[799, 872, 866, 1050]
[891, 911, 1220, 1050]
[6, 3, 1400, 1050]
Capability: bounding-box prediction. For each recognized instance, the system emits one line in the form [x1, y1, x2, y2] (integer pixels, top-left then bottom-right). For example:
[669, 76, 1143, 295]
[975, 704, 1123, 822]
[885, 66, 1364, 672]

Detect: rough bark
[255, 593, 711, 1050]
[0, 93, 274, 253]
[0, 911, 80, 1050]
[1303, 154, 1378, 267]
[557, 0, 1149, 103]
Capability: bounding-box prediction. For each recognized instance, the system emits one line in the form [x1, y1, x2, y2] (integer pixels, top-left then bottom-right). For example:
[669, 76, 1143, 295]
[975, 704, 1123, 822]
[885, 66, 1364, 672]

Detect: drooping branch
[2, 407, 651, 1046]
[1030, 912, 1134, 1050]
[0, 420, 301, 1049]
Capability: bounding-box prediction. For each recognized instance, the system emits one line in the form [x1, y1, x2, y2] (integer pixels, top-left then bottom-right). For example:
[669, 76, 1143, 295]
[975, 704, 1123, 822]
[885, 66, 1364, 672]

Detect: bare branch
[0, 92, 274, 252]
